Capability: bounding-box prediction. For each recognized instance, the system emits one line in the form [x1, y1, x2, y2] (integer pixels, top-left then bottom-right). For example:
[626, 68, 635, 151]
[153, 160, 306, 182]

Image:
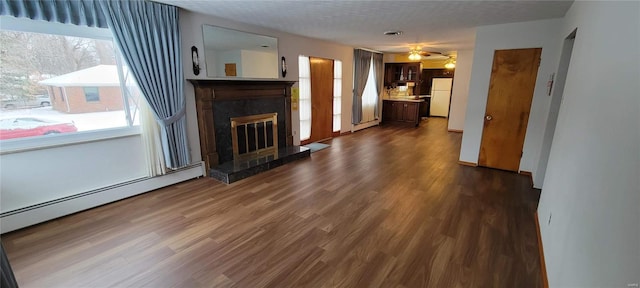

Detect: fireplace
[189, 80, 310, 183]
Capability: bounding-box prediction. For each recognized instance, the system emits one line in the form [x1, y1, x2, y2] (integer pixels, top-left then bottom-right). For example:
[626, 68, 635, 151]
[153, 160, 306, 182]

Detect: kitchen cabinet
[382, 99, 422, 126]
[384, 63, 421, 95]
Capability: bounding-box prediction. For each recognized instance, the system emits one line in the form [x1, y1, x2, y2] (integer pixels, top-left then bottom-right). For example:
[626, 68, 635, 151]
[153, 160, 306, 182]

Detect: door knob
[485, 115, 493, 121]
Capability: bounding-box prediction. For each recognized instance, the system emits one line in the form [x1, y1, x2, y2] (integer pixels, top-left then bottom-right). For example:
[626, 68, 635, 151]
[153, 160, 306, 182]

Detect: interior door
[307, 57, 334, 143]
[479, 48, 542, 171]
[430, 78, 453, 117]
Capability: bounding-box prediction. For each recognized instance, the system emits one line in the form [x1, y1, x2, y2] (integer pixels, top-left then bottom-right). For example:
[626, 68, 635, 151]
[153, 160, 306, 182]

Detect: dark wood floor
[2, 118, 542, 288]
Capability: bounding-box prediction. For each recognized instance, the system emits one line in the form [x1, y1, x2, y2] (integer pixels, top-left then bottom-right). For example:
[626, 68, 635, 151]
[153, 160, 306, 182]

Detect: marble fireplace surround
[189, 79, 297, 171]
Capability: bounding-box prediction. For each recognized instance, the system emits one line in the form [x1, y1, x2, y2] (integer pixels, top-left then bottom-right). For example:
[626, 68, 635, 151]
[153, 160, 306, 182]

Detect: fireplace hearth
[190, 80, 310, 183]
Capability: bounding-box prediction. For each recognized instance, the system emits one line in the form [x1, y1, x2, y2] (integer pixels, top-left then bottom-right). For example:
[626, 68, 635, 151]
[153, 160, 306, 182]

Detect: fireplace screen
[230, 113, 278, 161]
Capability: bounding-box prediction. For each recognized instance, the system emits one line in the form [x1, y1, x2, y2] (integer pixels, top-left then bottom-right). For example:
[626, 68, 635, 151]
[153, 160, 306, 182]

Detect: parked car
[1, 95, 51, 110]
[0, 117, 77, 140]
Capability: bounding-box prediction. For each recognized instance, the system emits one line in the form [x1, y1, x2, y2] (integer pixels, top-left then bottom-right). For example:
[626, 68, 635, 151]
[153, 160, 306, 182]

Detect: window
[0, 17, 142, 145]
[298, 56, 312, 141]
[333, 60, 342, 132]
[84, 87, 100, 102]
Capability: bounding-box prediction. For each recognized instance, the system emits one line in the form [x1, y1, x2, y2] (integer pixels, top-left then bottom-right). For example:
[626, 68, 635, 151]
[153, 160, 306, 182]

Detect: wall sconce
[445, 57, 456, 69]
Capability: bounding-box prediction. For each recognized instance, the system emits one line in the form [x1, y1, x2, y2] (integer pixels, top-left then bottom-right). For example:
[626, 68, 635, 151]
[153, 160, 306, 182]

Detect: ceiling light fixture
[445, 57, 456, 69]
[408, 49, 422, 61]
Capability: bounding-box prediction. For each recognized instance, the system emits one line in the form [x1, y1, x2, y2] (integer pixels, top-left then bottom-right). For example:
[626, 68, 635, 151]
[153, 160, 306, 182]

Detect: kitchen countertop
[384, 97, 424, 103]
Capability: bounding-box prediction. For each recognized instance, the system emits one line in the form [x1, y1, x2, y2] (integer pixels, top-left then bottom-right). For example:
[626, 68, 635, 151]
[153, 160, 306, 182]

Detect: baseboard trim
[448, 129, 463, 133]
[352, 120, 380, 132]
[0, 162, 204, 233]
[458, 161, 478, 167]
[519, 170, 534, 187]
[535, 212, 549, 288]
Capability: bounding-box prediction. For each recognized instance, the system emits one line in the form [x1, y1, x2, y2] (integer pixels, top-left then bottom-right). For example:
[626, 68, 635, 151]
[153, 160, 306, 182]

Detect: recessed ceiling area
[157, 0, 573, 54]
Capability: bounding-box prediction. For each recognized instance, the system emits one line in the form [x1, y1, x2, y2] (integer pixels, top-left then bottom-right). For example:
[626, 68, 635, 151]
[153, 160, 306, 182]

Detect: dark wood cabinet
[384, 63, 421, 95]
[419, 68, 454, 95]
[382, 100, 422, 127]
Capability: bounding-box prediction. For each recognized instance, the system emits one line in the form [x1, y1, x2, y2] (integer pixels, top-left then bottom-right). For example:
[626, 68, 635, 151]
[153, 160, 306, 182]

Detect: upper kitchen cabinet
[384, 62, 421, 95]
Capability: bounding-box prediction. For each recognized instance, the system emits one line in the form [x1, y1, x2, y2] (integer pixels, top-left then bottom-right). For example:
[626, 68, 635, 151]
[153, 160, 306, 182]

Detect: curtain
[361, 60, 377, 122]
[140, 100, 167, 176]
[0, 243, 17, 288]
[372, 52, 384, 118]
[0, 0, 108, 28]
[352, 49, 372, 124]
[101, 0, 190, 169]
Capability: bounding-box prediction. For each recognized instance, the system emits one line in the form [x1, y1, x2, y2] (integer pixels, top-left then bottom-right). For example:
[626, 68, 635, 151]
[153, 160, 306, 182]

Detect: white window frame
[0, 16, 142, 155]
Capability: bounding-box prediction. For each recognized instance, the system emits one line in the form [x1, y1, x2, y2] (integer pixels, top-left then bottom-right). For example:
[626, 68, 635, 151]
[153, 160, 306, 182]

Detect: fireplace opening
[231, 113, 278, 161]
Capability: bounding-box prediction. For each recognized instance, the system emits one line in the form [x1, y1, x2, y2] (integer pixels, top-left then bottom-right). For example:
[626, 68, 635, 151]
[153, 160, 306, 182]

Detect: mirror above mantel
[202, 25, 279, 79]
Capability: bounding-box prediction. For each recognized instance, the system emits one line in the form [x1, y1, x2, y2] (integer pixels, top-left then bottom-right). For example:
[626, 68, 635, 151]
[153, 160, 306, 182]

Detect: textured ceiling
[158, 0, 573, 54]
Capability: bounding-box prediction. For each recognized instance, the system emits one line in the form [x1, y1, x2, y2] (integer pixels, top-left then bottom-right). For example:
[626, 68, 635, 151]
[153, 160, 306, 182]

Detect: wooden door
[479, 48, 541, 171]
[307, 57, 334, 143]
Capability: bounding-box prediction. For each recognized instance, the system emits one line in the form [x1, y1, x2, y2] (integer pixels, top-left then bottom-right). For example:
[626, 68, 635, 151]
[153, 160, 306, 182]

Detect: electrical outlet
[548, 213, 552, 225]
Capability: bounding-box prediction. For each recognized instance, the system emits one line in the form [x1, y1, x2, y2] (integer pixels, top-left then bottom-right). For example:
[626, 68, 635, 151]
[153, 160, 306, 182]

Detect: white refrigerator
[430, 78, 453, 117]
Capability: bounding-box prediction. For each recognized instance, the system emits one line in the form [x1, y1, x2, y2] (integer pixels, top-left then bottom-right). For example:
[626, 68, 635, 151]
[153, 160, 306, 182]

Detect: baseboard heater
[0, 162, 204, 234]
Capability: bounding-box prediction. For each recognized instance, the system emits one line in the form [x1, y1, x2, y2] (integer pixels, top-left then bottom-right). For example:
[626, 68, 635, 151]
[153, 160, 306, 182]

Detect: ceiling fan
[408, 49, 449, 60]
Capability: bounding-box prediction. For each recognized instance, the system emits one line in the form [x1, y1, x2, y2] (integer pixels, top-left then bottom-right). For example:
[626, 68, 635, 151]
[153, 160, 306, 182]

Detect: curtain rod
[356, 47, 383, 54]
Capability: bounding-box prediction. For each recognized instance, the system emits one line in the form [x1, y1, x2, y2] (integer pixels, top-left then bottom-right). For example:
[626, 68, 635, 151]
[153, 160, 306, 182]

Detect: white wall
[0, 135, 147, 212]
[180, 10, 354, 147]
[241, 50, 279, 79]
[537, 1, 640, 287]
[459, 19, 562, 187]
[447, 49, 474, 131]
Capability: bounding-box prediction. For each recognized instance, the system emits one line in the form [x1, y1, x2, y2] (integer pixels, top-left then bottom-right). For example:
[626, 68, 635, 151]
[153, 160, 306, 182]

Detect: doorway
[479, 48, 542, 171]
[537, 29, 577, 186]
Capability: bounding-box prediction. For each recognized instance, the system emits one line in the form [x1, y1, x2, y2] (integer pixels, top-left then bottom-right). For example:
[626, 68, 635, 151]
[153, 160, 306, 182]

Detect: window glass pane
[333, 115, 341, 132]
[333, 79, 342, 97]
[333, 60, 342, 78]
[298, 55, 310, 78]
[0, 29, 140, 142]
[298, 55, 311, 141]
[83, 87, 100, 102]
[333, 60, 342, 132]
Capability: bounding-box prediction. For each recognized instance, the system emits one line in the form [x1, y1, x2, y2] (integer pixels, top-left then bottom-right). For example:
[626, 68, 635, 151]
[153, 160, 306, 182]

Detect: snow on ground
[0, 106, 139, 131]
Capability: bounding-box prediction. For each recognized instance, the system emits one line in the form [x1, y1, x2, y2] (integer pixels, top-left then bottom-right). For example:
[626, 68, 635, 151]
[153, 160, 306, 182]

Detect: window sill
[0, 126, 141, 155]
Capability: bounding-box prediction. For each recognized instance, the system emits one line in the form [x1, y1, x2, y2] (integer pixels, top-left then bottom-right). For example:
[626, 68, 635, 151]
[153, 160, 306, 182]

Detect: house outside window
[84, 87, 100, 102]
[0, 16, 142, 146]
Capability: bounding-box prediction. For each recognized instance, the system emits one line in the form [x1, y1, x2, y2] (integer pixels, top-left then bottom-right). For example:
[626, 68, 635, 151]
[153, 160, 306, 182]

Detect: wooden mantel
[189, 79, 295, 170]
